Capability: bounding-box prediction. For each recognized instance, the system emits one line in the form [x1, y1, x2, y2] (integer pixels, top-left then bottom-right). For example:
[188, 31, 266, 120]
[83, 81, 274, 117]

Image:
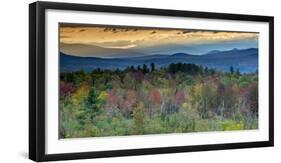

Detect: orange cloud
[60, 24, 258, 49]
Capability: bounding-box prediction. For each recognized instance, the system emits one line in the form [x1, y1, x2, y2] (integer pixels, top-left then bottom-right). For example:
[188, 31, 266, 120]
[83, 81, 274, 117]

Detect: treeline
[61, 63, 245, 84]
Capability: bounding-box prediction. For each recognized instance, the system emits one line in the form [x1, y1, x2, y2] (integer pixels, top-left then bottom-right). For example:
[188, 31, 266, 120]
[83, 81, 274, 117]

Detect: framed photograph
[29, 1, 274, 162]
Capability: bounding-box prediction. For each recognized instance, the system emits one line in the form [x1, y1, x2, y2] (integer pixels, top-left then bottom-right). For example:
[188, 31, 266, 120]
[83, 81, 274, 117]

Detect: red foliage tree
[107, 91, 118, 108]
[149, 88, 162, 105]
[174, 90, 186, 106]
[123, 89, 137, 113]
[60, 82, 73, 97]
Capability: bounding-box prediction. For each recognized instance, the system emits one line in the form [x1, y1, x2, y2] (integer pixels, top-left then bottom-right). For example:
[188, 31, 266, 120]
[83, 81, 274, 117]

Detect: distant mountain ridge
[60, 48, 258, 73]
[61, 43, 146, 58]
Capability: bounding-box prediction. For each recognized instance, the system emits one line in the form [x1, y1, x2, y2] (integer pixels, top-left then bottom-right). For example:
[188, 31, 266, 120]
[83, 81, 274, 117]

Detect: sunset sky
[60, 23, 258, 57]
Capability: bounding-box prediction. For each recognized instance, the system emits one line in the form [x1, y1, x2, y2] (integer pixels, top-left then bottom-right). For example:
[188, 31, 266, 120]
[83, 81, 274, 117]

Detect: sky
[60, 23, 258, 57]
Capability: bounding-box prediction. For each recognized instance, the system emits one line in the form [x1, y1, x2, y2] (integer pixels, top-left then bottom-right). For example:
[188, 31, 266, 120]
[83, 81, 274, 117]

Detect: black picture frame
[29, 1, 274, 162]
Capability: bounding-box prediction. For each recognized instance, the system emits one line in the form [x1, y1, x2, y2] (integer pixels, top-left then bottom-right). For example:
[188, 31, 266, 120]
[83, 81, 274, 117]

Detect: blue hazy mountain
[60, 48, 258, 73]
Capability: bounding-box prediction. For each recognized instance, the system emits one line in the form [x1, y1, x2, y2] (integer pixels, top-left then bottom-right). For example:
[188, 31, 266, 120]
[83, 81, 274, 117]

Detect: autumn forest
[59, 63, 258, 138]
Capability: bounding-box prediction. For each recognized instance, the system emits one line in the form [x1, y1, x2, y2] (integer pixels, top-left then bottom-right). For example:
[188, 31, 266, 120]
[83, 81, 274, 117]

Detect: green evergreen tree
[230, 66, 234, 74]
[168, 63, 176, 73]
[86, 87, 101, 119]
[142, 64, 149, 73]
[130, 66, 135, 72]
[204, 67, 209, 75]
[137, 65, 141, 71]
[150, 63, 155, 72]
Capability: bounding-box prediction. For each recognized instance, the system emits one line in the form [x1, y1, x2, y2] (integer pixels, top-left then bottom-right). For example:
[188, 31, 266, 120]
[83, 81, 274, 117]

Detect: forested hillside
[59, 63, 258, 138]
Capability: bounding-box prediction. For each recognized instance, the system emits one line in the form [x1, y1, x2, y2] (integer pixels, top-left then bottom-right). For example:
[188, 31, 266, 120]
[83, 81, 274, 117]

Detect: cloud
[60, 35, 71, 39]
[94, 40, 136, 49]
[60, 24, 258, 51]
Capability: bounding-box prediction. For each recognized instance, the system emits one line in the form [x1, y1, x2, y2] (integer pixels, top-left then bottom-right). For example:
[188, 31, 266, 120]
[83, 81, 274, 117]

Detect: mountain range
[60, 48, 258, 73]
